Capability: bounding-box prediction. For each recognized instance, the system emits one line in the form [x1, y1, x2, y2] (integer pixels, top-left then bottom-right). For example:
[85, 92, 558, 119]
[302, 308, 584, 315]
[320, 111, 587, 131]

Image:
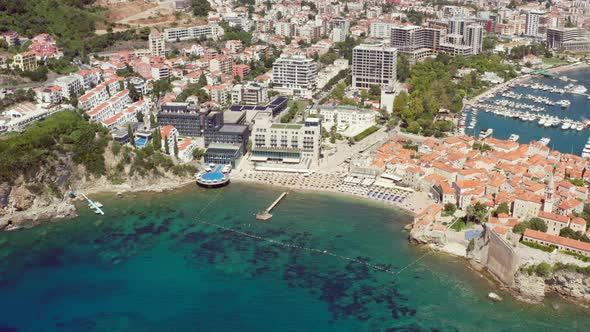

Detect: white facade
[465, 24, 483, 55]
[163, 24, 223, 42]
[525, 10, 545, 37]
[251, 112, 321, 165]
[352, 43, 397, 89]
[272, 55, 317, 98]
[55, 74, 84, 100]
[316, 105, 376, 137]
[370, 21, 394, 39]
[149, 31, 166, 57]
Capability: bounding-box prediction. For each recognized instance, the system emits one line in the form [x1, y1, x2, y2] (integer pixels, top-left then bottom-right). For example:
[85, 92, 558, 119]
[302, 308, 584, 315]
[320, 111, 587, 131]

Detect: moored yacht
[479, 128, 493, 139]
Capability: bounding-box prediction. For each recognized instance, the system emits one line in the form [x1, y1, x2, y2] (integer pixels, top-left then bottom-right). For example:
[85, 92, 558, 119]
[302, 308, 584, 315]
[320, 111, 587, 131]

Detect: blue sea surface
[0, 184, 589, 331]
[467, 66, 590, 155]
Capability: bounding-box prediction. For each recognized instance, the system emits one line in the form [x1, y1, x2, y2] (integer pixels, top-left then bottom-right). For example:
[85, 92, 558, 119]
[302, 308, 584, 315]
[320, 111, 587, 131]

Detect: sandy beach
[233, 170, 435, 216]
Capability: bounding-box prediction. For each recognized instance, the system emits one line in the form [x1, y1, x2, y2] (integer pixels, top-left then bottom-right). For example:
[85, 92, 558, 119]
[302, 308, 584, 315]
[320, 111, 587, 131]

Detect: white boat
[572, 85, 587, 94]
[576, 123, 584, 131]
[539, 137, 551, 146]
[558, 100, 571, 108]
[538, 118, 546, 125]
[479, 128, 493, 139]
[508, 134, 519, 142]
[561, 122, 571, 130]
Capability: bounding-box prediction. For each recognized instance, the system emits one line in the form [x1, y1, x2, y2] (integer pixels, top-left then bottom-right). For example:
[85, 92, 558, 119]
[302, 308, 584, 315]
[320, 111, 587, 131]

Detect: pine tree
[152, 128, 161, 150]
[164, 135, 170, 154]
[173, 139, 179, 157]
[128, 124, 135, 147]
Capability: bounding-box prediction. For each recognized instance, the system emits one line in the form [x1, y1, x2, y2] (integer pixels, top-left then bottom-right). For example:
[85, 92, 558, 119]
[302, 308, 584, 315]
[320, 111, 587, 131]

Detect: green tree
[128, 124, 135, 147]
[393, 91, 409, 115]
[494, 202, 510, 216]
[173, 139, 179, 157]
[164, 135, 170, 155]
[444, 203, 457, 215]
[528, 217, 548, 232]
[397, 53, 410, 82]
[136, 111, 144, 123]
[152, 128, 161, 150]
[368, 85, 381, 98]
[465, 202, 488, 224]
[192, 0, 211, 17]
[192, 148, 205, 160]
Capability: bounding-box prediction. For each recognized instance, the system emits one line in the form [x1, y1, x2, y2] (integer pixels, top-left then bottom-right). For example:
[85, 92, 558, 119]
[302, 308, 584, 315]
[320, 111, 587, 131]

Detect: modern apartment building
[370, 21, 394, 39]
[231, 81, 268, 105]
[546, 27, 590, 52]
[157, 101, 223, 137]
[465, 24, 484, 55]
[391, 25, 443, 63]
[163, 24, 223, 42]
[251, 112, 321, 167]
[55, 74, 84, 100]
[149, 31, 166, 57]
[272, 55, 317, 98]
[330, 17, 350, 42]
[525, 10, 546, 37]
[352, 42, 397, 89]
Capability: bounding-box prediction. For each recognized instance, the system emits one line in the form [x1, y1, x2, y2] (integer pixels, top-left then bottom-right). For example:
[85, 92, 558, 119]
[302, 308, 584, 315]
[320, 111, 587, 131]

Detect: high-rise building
[465, 24, 484, 55]
[391, 25, 444, 63]
[148, 31, 166, 57]
[272, 55, 317, 98]
[352, 42, 397, 89]
[525, 10, 546, 37]
[370, 21, 394, 39]
[546, 27, 590, 52]
[330, 17, 350, 42]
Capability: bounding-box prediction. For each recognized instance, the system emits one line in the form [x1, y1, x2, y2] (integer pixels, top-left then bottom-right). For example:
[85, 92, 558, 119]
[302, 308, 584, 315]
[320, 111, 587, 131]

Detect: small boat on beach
[508, 134, 519, 142]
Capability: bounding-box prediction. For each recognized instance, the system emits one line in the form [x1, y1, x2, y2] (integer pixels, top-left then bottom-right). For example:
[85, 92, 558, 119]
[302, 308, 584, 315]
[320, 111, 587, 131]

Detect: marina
[461, 66, 590, 156]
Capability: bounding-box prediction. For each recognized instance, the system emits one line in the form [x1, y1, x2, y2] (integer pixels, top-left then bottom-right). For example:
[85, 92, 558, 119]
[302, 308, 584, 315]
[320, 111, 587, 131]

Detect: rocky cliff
[513, 269, 590, 304]
[0, 144, 194, 230]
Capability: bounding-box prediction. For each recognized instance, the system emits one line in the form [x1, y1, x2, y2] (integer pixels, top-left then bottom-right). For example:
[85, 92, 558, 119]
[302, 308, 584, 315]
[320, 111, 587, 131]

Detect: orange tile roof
[524, 229, 590, 253]
[538, 211, 569, 224]
[559, 199, 583, 210]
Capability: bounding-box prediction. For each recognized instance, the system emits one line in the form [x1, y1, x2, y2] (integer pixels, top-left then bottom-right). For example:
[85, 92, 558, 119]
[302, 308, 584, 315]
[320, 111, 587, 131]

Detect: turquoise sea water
[0, 184, 589, 331]
[467, 66, 590, 155]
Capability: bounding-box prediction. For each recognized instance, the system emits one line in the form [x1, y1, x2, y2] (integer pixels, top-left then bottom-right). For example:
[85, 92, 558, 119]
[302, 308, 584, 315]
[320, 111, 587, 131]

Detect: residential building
[331, 17, 350, 42]
[231, 81, 268, 105]
[163, 24, 223, 42]
[272, 54, 317, 98]
[160, 125, 179, 154]
[2, 31, 19, 47]
[352, 42, 397, 89]
[465, 24, 484, 55]
[13, 51, 38, 72]
[55, 74, 84, 100]
[525, 10, 546, 37]
[370, 21, 394, 39]
[149, 31, 166, 57]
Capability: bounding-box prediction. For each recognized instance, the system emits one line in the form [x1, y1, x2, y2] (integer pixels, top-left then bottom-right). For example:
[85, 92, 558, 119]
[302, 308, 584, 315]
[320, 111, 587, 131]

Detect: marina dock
[256, 192, 289, 221]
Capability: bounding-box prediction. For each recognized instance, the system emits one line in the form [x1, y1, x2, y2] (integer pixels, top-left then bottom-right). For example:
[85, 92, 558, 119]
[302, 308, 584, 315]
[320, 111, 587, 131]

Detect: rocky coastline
[409, 226, 590, 307]
[0, 173, 194, 231]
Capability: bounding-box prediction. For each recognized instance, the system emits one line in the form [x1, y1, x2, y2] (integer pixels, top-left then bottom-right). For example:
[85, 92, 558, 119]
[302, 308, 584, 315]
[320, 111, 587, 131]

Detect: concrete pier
[256, 192, 289, 221]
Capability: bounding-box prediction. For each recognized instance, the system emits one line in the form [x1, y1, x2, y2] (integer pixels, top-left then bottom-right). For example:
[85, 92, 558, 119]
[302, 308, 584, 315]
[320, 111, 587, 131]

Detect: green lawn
[540, 56, 566, 67]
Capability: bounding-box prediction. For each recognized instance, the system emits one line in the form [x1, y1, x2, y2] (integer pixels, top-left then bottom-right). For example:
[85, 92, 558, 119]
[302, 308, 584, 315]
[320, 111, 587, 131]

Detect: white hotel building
[250, 112, 321, 168]
[271, 54, 317, 99]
